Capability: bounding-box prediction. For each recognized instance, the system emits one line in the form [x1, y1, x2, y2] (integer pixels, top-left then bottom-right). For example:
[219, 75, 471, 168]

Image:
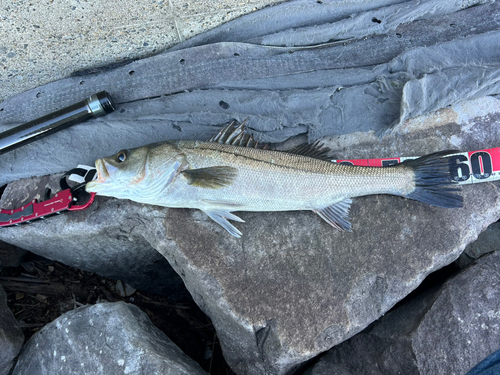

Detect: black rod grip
[0, 91, 115, 155]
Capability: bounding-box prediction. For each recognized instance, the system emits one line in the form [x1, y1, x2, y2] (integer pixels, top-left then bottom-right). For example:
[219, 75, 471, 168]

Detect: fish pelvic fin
[401, 150, 463, 208]
[182, 166, 237, 189]
[313, 199, 353, 232]
[203, 209, 244, 238]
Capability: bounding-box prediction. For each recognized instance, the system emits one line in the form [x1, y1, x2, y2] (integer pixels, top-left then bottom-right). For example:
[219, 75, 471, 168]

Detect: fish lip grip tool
[0, 166, 97, 227]
[0, 90, 115, 227]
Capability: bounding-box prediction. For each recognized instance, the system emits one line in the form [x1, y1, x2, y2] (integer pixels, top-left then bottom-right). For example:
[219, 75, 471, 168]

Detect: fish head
[85, 142, 184, 201]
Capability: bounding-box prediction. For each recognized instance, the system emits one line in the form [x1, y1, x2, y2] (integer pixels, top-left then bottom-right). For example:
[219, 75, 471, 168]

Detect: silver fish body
[152, 140, 414, 209]
[86, 124, 462, 237]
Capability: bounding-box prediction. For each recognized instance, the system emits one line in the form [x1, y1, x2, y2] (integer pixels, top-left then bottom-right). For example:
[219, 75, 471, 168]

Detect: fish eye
[116, 150, 129, 163]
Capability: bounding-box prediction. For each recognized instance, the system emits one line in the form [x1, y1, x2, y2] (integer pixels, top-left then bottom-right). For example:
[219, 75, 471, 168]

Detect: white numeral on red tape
[332, 147, 500, 185]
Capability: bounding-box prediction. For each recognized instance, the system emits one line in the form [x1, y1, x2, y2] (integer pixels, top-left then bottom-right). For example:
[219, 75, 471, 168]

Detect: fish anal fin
[182, 166, 237, 189]
[203, 209, 244, 238]
[287, 140, 332, 162]
[313, 199, 353, 232]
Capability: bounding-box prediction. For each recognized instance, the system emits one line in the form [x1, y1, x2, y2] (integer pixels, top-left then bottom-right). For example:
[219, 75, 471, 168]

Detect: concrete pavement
[0, 0, 283, 102]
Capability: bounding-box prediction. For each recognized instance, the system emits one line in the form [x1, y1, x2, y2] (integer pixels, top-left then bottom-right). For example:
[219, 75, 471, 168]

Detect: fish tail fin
[401, 150, 463, 208]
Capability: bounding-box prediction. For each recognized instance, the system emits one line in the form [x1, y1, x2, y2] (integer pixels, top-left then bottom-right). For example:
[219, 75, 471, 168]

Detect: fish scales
[170, 140, 414, 212]
[86, 122, 462, 237]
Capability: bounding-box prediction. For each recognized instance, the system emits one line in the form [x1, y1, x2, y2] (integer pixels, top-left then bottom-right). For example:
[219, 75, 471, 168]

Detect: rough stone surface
[12, 301, 208, 375]
[0, 241, 27, 269]
[0, 285, 24, 375]
[146, 97, 500, 374]
[1, 97, 498, 374]
[1, 2, 500, 186]
[455, 222, 500, 268]
[304, 250, 500, 375]
[150, 97, 500, 375]
[0, 175, 186, 298]
[0, 0, 283, 103]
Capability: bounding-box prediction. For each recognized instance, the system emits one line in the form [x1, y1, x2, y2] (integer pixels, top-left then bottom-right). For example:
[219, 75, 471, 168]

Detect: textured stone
[0, 96, 499, 374]
[1, 2, 500, 187]
[0, 285, 24, 375]
[146, 97, 499, 375]
[12, 302, 208, 375]
[455, 222, 500, 268]
[0, 175, 186, 298]
[0, 241, 27, 269]
[304, 250, 500, 375]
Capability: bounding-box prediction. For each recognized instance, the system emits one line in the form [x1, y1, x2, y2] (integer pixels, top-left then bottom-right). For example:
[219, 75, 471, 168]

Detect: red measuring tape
[333, 147, 500, 185]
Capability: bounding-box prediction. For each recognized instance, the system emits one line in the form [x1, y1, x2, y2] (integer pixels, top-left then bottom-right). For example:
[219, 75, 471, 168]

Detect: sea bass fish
[85, 122, 462, 237]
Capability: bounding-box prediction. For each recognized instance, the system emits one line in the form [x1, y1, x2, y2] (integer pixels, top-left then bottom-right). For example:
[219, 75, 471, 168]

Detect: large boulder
[148, 96, 500, 375]
[0, 174, 186, 298]
[0, 285, 24, 375]
[12, 302, 208, 375]
[1, 1, 500, 186]
[0, 241, 27, 269]
[456, 222, 500, 268]
[0, 96, 499, 374]
[304, 250, 500, 375]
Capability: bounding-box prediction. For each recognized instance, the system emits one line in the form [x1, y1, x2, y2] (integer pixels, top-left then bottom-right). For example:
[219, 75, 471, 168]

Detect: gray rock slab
[148, 97, 500, 374]
[1, 2, 500, 187]
[0, 285, 24, 375]
[304, 250, 500, 375]
[12, 301, 208, 375]
[0, 96, 499, 375]
[0, 174, 186, 298]
[455, 222, 500, 268]
[0, 241, 27, 269]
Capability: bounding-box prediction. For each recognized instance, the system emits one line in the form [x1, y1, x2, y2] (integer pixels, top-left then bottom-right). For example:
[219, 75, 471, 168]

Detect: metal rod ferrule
[0, 91, 115, 155]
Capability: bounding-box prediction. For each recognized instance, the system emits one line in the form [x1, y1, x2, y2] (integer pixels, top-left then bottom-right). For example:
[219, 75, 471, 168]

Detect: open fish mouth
[94, 158, 110, 182]
[86, 159, 110, 193]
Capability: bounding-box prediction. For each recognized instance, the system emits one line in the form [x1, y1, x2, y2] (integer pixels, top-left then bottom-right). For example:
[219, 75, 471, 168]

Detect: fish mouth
[85, 159, 109, 193]
[94, 158, 110, 182]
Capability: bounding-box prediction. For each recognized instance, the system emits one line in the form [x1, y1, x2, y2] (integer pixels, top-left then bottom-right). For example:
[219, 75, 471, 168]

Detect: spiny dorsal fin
[313, 199, 353, 231]
[182, 166, 238, 189]
[287, 140, 333, 162]
[208, 120, 260, 148]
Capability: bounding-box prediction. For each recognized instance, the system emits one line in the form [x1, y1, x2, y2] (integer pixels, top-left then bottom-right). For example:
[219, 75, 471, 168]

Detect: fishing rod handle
[0, 91, 115, 155]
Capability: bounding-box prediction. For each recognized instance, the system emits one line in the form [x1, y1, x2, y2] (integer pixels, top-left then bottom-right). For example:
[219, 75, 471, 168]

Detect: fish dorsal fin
[287, 140, 333, 162]
[182, 166, 237, 189]
[313, 199, 353, 231]
[208, 120, 260, 148]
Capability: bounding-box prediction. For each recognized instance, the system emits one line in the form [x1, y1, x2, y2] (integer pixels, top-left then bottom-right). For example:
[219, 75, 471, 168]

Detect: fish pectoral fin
[313, 199, 353, 232]
[203, 209, 244, 238]
[182, 166, 238, 189]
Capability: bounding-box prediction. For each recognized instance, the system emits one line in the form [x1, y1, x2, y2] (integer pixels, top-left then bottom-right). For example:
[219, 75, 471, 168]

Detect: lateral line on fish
[85, 121, 464, 238]
[187, 143, 332, 173]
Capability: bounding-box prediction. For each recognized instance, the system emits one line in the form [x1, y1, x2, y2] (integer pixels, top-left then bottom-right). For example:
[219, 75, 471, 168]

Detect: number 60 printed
[448, 149, 499, 184]
[333, 148, 500, 185]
